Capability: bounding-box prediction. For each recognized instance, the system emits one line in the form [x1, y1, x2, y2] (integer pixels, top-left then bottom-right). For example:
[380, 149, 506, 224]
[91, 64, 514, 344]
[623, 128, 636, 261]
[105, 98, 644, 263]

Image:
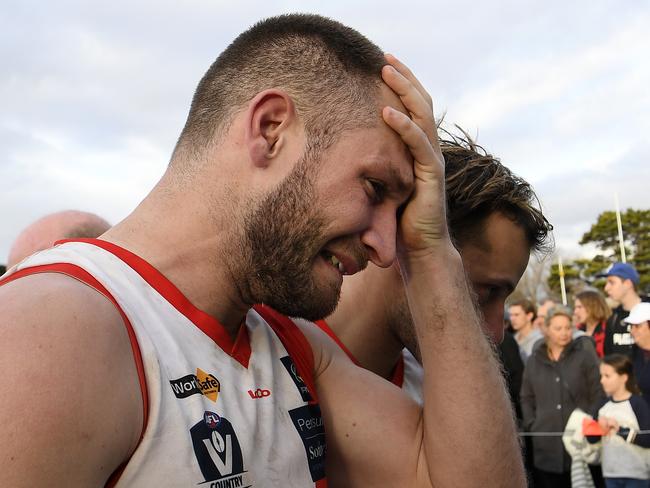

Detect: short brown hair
[173, 14, 385, 161]
[509, 298, 536, 318]
[576, 289, 611, 324]
[442, 127, 553, 254]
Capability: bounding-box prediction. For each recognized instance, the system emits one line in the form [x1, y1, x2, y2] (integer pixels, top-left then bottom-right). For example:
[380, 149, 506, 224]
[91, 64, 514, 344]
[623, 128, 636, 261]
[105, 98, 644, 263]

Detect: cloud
[534, 142, 650, 258]
[1, 0, 648, 263]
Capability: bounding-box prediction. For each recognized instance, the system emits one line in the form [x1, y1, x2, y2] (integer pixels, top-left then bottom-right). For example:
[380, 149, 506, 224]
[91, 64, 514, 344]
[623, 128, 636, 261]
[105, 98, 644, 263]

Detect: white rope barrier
[518, 430, 650, 437]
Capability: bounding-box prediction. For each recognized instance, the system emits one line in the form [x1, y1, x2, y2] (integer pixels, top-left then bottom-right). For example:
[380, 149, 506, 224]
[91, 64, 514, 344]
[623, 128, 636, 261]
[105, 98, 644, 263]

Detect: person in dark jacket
[600, 262, 650, 357]
[521, 306, 605, 488]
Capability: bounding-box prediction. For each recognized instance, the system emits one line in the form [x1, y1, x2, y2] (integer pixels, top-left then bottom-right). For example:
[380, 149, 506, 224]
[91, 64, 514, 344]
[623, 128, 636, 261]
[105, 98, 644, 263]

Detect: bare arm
[0, 273, 143, 487]
[384, 54, 524, 486]
[306, 56, 525, 487]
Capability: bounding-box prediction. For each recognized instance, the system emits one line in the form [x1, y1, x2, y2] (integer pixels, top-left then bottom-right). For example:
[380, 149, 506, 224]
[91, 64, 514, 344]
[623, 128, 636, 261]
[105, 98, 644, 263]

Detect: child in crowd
[595, 354, 650, 487]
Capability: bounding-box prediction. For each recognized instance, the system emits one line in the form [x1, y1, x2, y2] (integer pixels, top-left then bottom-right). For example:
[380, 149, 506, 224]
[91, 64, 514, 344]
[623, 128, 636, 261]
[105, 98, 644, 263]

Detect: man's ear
[245, 89, 298, 167]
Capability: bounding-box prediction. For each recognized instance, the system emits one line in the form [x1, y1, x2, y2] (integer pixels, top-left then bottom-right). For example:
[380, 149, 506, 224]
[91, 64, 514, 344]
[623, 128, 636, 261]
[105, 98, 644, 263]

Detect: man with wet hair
[0, 14, 524, 487]
[314, 132, 552, 486]
[318, 131, 552, 385]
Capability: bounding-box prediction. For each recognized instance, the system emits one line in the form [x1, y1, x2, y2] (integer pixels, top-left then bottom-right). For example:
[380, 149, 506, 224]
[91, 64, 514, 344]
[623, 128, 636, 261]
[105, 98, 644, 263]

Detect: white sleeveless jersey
[1, 239, 327, 488]
[401, 349, 424, 405]
[314, 320, 423, 404]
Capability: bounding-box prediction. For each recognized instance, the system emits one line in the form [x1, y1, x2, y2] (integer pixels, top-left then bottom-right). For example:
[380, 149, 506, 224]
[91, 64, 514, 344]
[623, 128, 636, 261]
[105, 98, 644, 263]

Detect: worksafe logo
[190, 411, 253, 487]
[169, 368, 220, 402]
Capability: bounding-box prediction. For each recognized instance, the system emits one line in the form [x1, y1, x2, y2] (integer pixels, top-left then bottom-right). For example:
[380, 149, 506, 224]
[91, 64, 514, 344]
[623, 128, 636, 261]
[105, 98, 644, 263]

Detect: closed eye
[365, 178, 387, 204]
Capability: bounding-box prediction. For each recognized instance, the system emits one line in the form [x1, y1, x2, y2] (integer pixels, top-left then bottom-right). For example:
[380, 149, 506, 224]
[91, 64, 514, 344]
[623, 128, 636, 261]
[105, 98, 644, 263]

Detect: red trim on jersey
[57, 238, 252, 368]
[315, 319, 405, 388]
[314, 319, 360, 366]
[0, 263, 149, 487]
[390, 354, 405, 388]
[255, 305, 320, 404]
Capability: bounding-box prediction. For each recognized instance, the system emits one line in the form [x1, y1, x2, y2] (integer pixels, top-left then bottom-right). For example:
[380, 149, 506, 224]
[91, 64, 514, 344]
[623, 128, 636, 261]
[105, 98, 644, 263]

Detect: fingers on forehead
[381, 58, 442, 159]
[382, 107, 436, 164]
[381, 66, 431, 132]
[384, 54, 433, 107]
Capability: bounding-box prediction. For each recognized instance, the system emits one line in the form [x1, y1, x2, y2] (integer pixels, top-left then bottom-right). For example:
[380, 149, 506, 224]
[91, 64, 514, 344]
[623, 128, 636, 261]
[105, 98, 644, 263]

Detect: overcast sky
[2, 0, 648, 264]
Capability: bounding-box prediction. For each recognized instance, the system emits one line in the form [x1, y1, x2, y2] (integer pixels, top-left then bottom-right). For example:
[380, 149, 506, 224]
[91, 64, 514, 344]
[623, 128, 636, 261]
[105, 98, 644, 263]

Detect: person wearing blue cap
[600, 262, 650, 357]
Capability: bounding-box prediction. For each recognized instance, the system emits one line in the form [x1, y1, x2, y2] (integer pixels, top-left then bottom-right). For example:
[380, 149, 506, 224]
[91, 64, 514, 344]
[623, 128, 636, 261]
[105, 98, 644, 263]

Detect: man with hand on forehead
[317, 131, 553, 401]
[311, 132, 551, 487]
[0, 14, 525, 487]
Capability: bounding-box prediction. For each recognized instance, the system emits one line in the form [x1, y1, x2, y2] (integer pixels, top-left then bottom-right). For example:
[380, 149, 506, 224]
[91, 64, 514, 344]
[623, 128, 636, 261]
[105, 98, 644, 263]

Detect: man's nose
[361, 208, 397, 268]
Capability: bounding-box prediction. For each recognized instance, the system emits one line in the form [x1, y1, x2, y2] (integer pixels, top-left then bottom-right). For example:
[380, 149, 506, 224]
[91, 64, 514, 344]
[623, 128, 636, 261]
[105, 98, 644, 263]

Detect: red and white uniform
[315, 320, 423, 404]
[1, 239, 327, 488]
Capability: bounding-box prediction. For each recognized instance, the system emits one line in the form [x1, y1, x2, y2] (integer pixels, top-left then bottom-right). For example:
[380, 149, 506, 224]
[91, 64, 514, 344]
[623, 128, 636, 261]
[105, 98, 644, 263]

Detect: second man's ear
[245, 89, 297, 167]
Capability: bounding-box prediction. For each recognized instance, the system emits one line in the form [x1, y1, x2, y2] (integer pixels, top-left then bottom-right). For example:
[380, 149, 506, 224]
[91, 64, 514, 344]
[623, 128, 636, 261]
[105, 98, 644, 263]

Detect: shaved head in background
[7, 210, 111, 267]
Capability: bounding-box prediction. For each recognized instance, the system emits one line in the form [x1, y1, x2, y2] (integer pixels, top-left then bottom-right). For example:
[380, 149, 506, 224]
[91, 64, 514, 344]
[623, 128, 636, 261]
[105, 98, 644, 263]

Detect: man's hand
[380, 54, 450, 259]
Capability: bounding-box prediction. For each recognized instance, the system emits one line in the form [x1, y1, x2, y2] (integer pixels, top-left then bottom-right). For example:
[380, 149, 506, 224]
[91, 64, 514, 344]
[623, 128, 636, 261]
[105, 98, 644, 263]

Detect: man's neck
[621, 291, 642, 312]
[102, 183, 249, 337]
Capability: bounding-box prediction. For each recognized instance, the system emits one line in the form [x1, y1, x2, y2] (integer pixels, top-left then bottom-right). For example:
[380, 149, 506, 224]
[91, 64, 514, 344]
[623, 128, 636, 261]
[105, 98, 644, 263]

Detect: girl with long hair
[575, 289, 611, 358]
[595, 354, 650, 487]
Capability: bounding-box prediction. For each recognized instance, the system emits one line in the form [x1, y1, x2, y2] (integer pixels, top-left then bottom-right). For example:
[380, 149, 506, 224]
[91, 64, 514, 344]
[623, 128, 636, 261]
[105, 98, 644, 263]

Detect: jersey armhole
[0, 263, 150, 482]
[314, 319, 361, 366]
[254, 305, 319, 403]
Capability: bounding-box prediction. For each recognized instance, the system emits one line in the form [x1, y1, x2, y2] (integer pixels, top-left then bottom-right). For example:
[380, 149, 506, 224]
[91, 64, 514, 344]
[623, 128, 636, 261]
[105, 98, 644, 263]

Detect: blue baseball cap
[597, 262, 640, 285]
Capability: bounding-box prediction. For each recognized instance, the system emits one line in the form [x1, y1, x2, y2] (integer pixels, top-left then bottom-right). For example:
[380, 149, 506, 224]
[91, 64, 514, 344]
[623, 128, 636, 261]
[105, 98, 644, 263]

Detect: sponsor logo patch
[169, 368, 220, 402]
[289, 404, 327, 482]
[247, 388, 271, 399]
[190, 411, 253, 487]
[280, 356, 312, 402]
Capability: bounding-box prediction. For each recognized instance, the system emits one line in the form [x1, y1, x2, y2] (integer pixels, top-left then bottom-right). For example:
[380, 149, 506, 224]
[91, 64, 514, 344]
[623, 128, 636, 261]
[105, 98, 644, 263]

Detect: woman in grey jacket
[521, 306, 605, 488]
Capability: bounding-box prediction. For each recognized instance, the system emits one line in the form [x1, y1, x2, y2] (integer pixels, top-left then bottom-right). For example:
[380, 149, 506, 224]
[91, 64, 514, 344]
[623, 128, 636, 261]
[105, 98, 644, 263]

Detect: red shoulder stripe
[254, 305, 319, 403]
[390, 353, 405, 388]
[56, 239, 251, 368]
[314, 319, 361, 366]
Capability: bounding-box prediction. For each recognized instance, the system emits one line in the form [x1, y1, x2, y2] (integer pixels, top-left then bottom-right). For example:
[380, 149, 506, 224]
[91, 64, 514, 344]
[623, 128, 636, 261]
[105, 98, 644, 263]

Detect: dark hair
[441, 127, 553, 254]
[509, 298, 536, 318]
[173, 13, 386, 161]
[603, 354, 641, 395]
[575, 289, 611, 324]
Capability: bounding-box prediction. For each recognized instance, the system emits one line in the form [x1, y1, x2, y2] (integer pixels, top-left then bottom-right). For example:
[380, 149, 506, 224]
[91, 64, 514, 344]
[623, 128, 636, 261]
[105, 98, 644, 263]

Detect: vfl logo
[190, 411, 253, 487]
[169, 368, 220, 402]
[247, 388, 271, 399]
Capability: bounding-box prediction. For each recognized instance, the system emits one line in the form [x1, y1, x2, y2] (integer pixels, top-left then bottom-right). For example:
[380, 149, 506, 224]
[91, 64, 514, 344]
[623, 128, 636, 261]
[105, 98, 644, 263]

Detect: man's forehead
[460, 220, 530, 293]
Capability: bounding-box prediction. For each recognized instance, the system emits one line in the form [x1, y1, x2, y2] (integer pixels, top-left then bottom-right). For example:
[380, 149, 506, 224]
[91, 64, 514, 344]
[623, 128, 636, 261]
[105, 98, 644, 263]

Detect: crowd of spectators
[508, 262, 650, 487]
